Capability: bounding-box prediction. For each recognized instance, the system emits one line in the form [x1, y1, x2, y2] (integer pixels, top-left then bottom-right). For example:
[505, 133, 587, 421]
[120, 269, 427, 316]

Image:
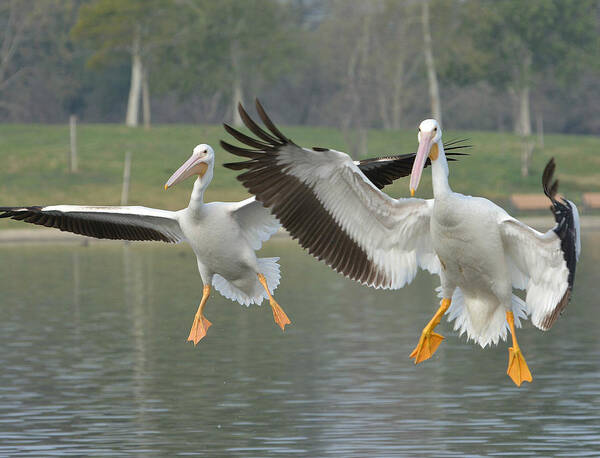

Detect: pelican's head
[410, 119, 442, 196]
[164, 144, 215, 190]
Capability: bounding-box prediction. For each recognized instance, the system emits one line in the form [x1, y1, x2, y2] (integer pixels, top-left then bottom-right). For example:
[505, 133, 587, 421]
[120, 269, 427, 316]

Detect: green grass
[0, 122, 596, 230]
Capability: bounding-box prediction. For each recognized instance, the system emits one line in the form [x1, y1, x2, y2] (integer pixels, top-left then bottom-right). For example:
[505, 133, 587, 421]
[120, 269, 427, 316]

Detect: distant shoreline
[1, 216, 598, 244]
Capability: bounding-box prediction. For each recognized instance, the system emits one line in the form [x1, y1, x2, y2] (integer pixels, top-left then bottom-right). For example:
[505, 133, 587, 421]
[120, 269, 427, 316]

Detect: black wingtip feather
[220, 140, 263, 159]
[443, 138, 473, 152]
[238, 103, 280, 145]
[542, 157, 558, 201]
[255, 99, 289, 143]
[223, 123, 270, 150]
[539, 157, 579, 329]
[223, 160, 255, 171]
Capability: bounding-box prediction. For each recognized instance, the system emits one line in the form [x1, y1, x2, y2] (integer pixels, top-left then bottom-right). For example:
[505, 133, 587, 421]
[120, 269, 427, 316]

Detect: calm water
[0, 234, 599, 457]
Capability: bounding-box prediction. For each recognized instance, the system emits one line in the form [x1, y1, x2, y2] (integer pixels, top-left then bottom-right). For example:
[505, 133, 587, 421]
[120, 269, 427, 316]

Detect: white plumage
[0, 143, 289, 344]
[222, 101, 580, 386]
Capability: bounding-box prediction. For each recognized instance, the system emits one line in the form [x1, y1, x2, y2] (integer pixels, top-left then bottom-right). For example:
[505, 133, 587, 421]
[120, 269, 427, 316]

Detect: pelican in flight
[222, 101, 580, 386]
[0, 144, 290, 344]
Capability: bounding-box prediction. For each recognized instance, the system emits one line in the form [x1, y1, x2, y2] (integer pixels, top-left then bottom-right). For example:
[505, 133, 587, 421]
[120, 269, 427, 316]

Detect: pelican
[222, 101, 580, 386]
[0, 144, 291, 344]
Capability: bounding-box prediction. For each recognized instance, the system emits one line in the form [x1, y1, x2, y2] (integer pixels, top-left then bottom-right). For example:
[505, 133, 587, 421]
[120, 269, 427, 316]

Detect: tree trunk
[230, 40, 243, 127]
[125, 30, 142, 127]
[391, 59, 405, 130]
[206, 91, 222, 122]
[508, 87, 520, 133]
[358, 128, 368, 158]
[343, 14, 371, 158]
[518, 85, 531, 136]
[422, 0, 442, 125]
[521, 138, 534, 177]
[376, 82, 391, 129]
[517, 54, 533, 176]
[142, 66, 150, 130]
[536, 111, 544, 149]
[515, 54, 532, 136]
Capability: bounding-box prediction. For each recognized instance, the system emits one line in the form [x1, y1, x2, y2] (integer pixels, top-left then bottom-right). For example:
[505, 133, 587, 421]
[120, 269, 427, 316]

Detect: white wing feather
[277, 145, 439, 288]
[229, 197, 281, 250]
[499, 216, 569, 329]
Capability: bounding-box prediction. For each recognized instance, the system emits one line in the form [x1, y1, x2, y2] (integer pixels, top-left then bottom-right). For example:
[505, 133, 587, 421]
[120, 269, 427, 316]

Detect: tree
[0, 1, 49, 117]
[462, 0, 598, 136]
[171, 0, 298, 126]
[457, 0, 598, 175]
[71, 0, 182, 127]
[366, 0, 423, 130]
[421, 0, 442, 125]
[307, 0, 426, 156]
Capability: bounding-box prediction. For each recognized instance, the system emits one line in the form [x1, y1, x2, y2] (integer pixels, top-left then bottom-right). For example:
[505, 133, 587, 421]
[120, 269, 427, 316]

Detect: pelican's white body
[421, 124, 572, 346]
[180, 203, 257, 290]
[177, 180, 280, 305]
[431, 182, 524, 346]
[173, 145, 281, 305]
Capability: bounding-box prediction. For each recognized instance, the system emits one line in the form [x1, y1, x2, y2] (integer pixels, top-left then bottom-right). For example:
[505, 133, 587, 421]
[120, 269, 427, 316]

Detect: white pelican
[0, 144, 291, 345]
[222, 101, 580, 386]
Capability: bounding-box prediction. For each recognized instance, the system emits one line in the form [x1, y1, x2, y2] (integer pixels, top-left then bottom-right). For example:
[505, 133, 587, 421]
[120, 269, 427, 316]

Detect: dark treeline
[0, 0, 598, 136]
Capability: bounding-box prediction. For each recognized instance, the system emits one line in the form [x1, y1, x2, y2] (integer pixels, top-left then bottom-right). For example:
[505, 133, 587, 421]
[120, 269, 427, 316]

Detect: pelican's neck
[187, 160, 214, 212]
[431, 141, 452, 198]
[189, 174, 211, 211]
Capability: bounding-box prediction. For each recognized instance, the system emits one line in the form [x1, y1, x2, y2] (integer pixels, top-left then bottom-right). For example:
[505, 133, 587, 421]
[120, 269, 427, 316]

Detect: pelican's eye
[434, 127, 438, 132]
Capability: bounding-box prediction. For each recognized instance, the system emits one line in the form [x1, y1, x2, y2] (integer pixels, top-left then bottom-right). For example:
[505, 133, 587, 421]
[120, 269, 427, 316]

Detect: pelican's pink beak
[410, 130, 435, 196]
[164, 154, 208, 190]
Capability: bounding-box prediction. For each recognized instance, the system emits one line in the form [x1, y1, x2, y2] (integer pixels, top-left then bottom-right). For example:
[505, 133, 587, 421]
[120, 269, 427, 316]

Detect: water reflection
[0, 235, 598, 456]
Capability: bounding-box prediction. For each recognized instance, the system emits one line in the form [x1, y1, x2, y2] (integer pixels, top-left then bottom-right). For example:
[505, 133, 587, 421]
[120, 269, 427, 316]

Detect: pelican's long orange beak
[164, 154, 208, 190]
[410, 130, 435, 196]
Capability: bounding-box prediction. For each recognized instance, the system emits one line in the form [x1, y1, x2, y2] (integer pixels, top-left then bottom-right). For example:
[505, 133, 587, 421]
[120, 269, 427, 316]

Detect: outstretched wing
[229, 196, 281, 250]
[499, 158, 580, 330]
[355, 139, 470, 189]
[222, 100, 439, 289]
[0, 205, 185, 243]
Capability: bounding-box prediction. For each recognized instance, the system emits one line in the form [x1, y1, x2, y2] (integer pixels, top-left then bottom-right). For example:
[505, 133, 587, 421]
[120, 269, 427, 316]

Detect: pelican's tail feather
[256, 256, 282, 296]
[439, 287, 528, 348]
[212, 257, 281, 306]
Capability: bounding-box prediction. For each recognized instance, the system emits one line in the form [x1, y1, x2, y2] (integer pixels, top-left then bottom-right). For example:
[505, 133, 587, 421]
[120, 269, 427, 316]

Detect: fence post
[121, 151, 132, 206]
[69, 114, 78, 173]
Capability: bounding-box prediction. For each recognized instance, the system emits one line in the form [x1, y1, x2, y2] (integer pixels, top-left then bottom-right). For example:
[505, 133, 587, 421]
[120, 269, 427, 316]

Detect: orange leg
[187, 285, 212, 345]
[410, 298, 451, 364]
[257, 273, 291, 331]
[506, 311, 533, 387]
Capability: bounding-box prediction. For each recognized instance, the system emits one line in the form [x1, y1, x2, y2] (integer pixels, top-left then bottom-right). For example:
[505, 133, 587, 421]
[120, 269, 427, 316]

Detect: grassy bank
[0, 122, 596, 229]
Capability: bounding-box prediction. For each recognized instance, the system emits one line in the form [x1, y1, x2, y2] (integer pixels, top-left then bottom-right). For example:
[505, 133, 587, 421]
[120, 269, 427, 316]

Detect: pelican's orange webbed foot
[187, 314, 212, 345]
[410, 331, 444, 364]
[507, 347, 532, 387]
[270, 298, 291, 331]
[506, 310, 533, 386]
[187, 285, 212, 346]
[410, 298, 451, 364]
[258, 273, 291, 331]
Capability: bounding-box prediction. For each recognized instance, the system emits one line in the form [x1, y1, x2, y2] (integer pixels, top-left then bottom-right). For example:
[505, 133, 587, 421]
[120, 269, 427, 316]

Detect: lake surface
[0, 234, 599, 457]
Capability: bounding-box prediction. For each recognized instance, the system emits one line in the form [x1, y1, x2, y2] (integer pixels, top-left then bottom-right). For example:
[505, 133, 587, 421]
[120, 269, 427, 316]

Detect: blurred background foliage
[0, 0, 598, 134]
